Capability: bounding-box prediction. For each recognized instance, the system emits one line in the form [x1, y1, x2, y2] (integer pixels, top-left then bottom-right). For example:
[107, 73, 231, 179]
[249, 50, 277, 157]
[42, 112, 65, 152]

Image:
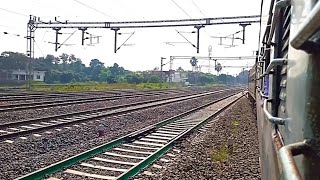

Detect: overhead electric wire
[192, 0, 206, 18]
[33, 39, 45, 57]
[58, 30, 77, 49]
[0, 7, 28, 17]
[72, 0, 119, 21]
[171, 0, 211, 38]
[1, 31, 22, 37]
[192, 0, 224, 22]
[176, 29, 196, 48]
[0, 24, 17, 29]
[117, 31, 136, 51]
[171, 0, 193, 19]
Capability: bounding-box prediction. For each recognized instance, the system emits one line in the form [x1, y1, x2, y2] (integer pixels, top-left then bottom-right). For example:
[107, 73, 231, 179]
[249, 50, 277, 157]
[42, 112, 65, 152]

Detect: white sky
[0, 0, 261, 76]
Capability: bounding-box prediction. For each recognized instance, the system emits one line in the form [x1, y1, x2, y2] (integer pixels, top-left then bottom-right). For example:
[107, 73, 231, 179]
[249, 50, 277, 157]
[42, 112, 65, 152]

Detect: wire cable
[117, 31, 135, 51]
[192, 0, 206, 18]
[171, 0, 193, 19]
[33, 39, 45, 57]
[72, 0, 119, 21]
[0, 7, 28, 17]
[171, 0, 211, 38]
[176, 29, 196, 48]
[58, 30, 77, 49]
[192, 0, 224, 22]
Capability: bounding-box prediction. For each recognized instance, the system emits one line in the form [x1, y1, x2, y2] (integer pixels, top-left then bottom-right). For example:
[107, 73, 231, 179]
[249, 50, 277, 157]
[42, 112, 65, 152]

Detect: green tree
[125, 73, 143, 84]
[59, 53, 69, 70]
[89, 59, 105, 81]
[0, 51, 29, 70]
[45, 69, 62, 83]
[60, 71, 76, 83]
[148, 75, 161, 83]
[109, 63, 125, 76]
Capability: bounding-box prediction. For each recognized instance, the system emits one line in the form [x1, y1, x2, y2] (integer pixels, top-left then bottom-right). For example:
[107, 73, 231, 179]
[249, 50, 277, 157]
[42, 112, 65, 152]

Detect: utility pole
[26, 15, 36, 90]
[168, 56, 175, 83]
[79, 27, 88, 45]
[208, 45, 212, 73]
[160, 57, 166, 82]
[194, 25, 204, 53]
[53, 27, 62, 51]
[111, 27, 120, 53]
[239, 23, 251, 44]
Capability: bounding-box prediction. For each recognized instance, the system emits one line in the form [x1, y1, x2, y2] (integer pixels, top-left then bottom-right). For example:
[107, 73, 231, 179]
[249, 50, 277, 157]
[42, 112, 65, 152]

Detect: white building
[10, 70, 46, 82]
[171, 71, 187, 83]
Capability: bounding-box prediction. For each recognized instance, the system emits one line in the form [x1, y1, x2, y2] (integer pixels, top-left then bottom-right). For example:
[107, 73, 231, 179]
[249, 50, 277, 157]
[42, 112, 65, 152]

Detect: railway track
[0, 90, 136, 102]
[0, 90, 188, 112]
[0, 90, 188, 102]
[0, 89, 191, 102]
[0, 88, 237, 141]
[0, 91, 109, 101]
[16, 91, 243, 180]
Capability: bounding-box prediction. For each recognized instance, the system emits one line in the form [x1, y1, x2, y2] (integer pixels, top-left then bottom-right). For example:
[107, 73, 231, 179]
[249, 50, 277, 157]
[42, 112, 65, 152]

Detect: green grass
[211, 120, 241, 163]
[31, 82, 184, 92]
[211, 144, 230, 163]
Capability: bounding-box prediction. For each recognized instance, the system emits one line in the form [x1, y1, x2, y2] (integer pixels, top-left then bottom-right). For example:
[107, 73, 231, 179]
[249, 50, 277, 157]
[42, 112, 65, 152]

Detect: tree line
[0, 51, 248, 85]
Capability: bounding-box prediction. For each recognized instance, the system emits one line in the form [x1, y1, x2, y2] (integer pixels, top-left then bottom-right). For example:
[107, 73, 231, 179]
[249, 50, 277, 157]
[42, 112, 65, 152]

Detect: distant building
[145, 70, 170, 82]
[147, 70, 187, 83]
[171, 71, 187, 83]
[0, 70, 46, 83]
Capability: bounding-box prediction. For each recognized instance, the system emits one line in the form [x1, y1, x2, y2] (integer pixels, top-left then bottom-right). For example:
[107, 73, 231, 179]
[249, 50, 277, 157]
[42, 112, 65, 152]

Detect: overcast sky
[0, 0, 261, 75]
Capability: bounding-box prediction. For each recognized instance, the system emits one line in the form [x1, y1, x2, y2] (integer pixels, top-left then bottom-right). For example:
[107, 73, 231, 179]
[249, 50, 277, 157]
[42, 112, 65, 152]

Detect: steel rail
[0, 91, 122, 102]
[0, 91, 184, 112]
[0, 89, 239, 140]
[16, 91, 242, 180]
[0, 93, 82, 101]
[0, 89, 188, 102]
[0, 89, 222, 128]
[118, 93, 243, 179]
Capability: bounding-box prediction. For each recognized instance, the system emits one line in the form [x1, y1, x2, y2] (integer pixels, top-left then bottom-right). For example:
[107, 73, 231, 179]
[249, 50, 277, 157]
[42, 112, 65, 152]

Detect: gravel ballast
[0, 89, 237, 179]
[135, 97, 260, 180]
[0, 91, 188, 124]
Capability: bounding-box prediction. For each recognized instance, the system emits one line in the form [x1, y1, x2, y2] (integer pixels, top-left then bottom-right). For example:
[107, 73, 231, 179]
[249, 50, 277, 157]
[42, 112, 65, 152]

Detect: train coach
[248, 0, 320, 179]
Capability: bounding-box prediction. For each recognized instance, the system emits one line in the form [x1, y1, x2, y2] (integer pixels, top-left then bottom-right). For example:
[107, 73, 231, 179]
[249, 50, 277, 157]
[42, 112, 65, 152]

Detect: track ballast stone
[0, 89, 235, 179]
[136, 97, 260, 180]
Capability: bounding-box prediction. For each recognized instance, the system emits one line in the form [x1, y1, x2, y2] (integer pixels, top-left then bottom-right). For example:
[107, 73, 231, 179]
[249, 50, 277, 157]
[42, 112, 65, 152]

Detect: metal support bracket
[257, 86, 269, 99]
[279, 141, 311, 180]
[263, 99, 286, 125]
[291, 1, 320, 52]
[259, 58, 288, 79]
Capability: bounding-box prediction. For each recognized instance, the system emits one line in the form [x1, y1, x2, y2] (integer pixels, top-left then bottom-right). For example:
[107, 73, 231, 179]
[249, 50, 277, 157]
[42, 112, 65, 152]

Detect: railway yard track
[16, 91, 244, 180]
[0, 87, 245, 179]
[0, 88, 233, 140]
[0, 89, 207, 124]
[0, 89, 193, 112]
[0, 89, 188, 103]
[0, 91, 119, 102]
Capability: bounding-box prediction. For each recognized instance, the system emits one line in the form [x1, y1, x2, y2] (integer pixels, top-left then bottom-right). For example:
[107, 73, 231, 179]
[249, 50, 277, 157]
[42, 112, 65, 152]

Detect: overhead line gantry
[26, 15, 260, 57]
